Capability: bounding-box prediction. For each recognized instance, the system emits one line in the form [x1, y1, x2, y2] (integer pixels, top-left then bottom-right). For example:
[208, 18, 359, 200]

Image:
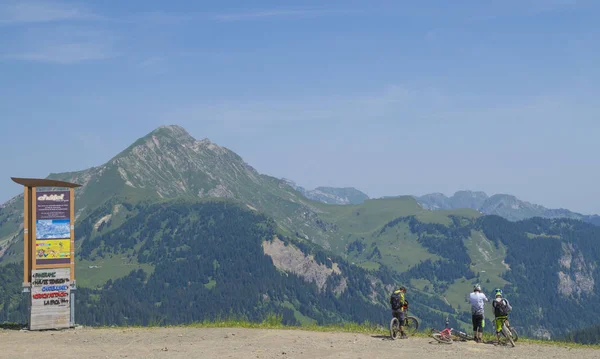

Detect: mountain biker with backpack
[390, 286, 409, 339]
[492, 288, 513, 344]
[469, 284, 488, 343]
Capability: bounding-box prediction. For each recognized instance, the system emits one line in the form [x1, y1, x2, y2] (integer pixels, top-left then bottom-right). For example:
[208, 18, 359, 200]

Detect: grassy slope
[442, 230, 509, 319]
[310, 196, 481, 272]
[357, 221, 438, 272]
[76, 257, 155, 289]
[71, 195, 482, 294]
[0, 197, 23, 244]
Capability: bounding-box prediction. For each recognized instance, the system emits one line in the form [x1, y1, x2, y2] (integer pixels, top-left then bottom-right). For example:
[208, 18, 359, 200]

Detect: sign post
[11, 177, 81, 330]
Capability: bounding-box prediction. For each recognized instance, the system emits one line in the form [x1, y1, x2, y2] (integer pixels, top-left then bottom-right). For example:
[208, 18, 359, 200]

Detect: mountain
[282, 179, 369, 205]
[0, 125, 476, 264]
[0, 125, 459, 328]
[414, 191, 600, 224]
[0, 125, 316, 252]
[2, 125, 600, 339]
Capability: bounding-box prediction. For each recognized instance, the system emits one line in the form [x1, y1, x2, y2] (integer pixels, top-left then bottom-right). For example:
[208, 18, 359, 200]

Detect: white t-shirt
[469, 292, 488, 315]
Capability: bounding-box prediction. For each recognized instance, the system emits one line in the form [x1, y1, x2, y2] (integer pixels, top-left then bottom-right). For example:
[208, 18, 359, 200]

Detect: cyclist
[492, 288, 513, 345]
[390, 286, 409, 339]
[469, 284, 488, 343]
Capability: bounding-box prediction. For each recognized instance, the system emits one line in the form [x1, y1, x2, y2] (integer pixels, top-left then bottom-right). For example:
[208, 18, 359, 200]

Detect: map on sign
[36, 219, 70, 239]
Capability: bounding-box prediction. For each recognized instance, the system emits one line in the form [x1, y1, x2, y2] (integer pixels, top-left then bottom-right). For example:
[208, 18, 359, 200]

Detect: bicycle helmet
[495, 288, 503, 297]
[473, 284, 481, 291]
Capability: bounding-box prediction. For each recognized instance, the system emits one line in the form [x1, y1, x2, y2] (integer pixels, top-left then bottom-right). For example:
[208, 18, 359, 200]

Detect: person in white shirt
[469, 284, 488, 343]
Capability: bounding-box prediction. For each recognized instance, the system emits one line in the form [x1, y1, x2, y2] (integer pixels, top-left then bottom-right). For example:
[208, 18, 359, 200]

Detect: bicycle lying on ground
[496, 317, 518, 347]
[430, 317, 472, 344]
[389, 306, 420, 340]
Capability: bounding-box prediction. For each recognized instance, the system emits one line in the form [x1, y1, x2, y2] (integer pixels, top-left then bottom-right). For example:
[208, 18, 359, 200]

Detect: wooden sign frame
[11, 177, 81, 330]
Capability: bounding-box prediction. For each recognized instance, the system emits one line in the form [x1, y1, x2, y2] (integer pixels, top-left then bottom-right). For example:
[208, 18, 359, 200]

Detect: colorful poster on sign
[35, 191, 71, 265]
[36, 239, 70, 262]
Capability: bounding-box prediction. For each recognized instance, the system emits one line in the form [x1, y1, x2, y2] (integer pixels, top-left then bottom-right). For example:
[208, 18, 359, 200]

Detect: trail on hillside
[1, 327, 597, 359]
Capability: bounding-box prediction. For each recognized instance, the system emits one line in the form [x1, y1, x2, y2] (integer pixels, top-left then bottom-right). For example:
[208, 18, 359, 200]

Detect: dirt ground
[1, 326, 598, 359]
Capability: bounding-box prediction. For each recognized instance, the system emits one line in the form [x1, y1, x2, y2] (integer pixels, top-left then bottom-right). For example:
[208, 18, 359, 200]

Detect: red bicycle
[430, 317, 472, 344]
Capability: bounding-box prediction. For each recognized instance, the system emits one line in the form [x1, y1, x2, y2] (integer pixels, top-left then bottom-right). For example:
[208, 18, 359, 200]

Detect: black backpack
[494, 298, 509, 316]
[390, 292, 403, 310]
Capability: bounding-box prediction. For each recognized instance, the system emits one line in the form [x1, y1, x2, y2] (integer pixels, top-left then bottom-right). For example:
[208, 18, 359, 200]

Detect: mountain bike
[430, 317, 472, 344]
[389, 306, 420, 340]
[496, 317, 518, 347]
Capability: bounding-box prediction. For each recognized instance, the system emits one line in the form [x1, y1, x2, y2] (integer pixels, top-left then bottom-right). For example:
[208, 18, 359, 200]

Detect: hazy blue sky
[1, 0, 599, 214]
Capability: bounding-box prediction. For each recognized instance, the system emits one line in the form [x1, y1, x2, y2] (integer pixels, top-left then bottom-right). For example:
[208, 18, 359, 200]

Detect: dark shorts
[472, 314, 484, 332]
[392, 309, 406, 323]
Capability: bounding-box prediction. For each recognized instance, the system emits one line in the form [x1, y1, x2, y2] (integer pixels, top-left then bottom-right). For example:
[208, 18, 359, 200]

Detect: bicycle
[496, 317, 518, 347]
[430, 317, 472, 344]
[389, 305, 420, 340]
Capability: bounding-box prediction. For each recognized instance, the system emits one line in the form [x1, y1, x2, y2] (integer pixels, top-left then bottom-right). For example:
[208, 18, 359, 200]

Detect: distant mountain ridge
[413, 190, 600, 224]
[287, 185, 600, 225]
[282, 179, 369, 205]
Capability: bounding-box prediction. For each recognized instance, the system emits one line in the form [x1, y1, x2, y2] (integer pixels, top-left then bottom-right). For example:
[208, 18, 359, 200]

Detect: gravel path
[1, 327, 597, 359]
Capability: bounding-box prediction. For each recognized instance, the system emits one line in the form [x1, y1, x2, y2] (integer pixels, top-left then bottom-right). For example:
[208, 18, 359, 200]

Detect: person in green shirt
[492, 288, 513, 345]
[390, 286, 409, 339]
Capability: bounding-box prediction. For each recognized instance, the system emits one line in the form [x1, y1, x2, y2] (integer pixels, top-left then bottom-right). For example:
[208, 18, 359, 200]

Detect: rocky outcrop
[557, 243, 595, 297]
[262, 237, 347, 293]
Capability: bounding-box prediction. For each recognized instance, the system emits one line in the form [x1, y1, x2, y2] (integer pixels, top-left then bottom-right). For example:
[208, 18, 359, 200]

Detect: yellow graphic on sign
[35, 239, 71, 260]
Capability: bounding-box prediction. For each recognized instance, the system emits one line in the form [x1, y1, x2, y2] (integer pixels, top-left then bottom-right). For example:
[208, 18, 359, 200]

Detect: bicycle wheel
[390, 317, 400, 340]
[404, 316, 419, 335]
[503, 319, 518, 342]
[453, 330, 473, 341]
[509, 326, 518, 342]
[432, 333, 453, 344]
[502, 323, 515, 347]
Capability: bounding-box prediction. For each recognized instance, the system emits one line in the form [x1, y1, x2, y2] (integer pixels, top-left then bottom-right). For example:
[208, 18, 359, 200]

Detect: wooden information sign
[11, 177, 81, 330]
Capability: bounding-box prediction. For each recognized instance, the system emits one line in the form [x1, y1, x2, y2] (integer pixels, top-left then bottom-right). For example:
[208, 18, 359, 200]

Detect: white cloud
[156, 83, 599, 142]
[122, 11, 196, 26]
[0, 1, 97, 25]
[139, 56, 163, 68]
[138, 56, 168, 75]
[0, 2, 112, 64]
[214, 8, 355, 21]
[1, 27, 117, 64]
[121, 7, 356, 26]
[467, 0, 586, 21]
[5, 42, 115, 64]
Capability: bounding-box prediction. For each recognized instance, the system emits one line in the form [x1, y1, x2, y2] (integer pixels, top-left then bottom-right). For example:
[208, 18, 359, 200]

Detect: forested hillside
[476, 216, 600, 337]
[564, 325, 600, 345]
[1, 200, 457, 329]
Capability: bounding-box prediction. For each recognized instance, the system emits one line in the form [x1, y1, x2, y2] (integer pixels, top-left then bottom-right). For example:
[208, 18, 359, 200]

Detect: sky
[0, 0, 599, 214]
